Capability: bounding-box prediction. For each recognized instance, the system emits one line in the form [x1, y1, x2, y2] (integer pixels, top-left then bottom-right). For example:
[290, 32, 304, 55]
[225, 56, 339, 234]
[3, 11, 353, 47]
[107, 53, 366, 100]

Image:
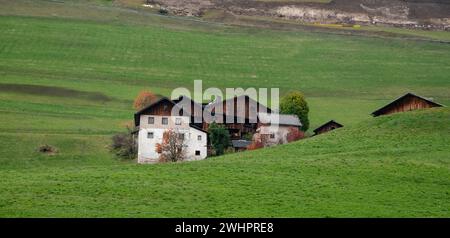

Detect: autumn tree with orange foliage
[156, 129, 186, 163]
[133, 90, 157, 111]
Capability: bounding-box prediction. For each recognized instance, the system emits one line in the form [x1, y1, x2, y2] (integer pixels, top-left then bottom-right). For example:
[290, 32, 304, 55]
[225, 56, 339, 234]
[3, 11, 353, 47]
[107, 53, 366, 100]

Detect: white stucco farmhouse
[134, 98, 208, 164]
[133, 95, 303, 164]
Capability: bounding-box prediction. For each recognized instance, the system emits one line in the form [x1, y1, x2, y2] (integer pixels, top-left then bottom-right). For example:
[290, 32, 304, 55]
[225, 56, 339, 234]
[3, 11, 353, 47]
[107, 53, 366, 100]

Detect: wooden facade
[313, 120, 343, 136]
[371, 93, 444, 117]
[135, 95, 271, 140]
[202, 95, 271, 139]
[134, 98, 177, 126]
[172, 95, 204, 128]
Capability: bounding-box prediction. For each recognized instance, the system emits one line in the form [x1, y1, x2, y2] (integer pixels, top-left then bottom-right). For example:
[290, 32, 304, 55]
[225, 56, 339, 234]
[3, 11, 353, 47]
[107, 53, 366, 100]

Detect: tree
[280, 91, 310, 131]
[157, 129, 186, 162]
[208, 122, 230, 156]
[111, 126, 137, 160]
[133, 90, 157, 111]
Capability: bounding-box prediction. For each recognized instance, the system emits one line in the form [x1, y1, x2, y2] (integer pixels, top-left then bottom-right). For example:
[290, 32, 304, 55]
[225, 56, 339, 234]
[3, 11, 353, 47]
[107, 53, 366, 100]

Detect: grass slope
[0, 108, 449, 217]
[0, 13, 449, 129]
[0, 0, 450, 127]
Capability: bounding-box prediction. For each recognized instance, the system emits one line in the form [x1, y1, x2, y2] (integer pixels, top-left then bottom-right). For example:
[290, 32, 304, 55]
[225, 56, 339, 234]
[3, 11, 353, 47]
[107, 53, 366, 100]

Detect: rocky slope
[147, 0, 450, 30]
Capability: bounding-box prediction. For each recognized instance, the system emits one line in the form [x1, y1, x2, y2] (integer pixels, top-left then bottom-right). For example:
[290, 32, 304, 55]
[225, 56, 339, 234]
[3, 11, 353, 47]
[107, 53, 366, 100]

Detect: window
[162, 117, 168, 125]
[148, 117, 154, 124]
[195, 150, 201, 156]
[270, 133, 275, 139]
[197, 135, 202, 141]
[147, 132, 154, 139]
[175, 118, 182, 125]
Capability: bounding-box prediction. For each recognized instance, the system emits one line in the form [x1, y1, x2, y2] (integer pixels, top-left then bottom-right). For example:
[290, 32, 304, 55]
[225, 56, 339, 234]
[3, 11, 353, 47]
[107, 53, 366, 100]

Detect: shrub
[159, 8, 169, 15]
[208, 122, 230, 156]
[287, 127, 305, 143]
[111, 127, 137, 160]
[280, 91, 310, 131]
[242, 132, 253, 141]
[133, 90, 157, 111]
[37, 144, 58, 155]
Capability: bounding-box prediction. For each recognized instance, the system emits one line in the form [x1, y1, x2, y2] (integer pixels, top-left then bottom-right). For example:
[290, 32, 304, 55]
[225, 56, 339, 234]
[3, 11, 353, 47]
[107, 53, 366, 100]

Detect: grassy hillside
[0, 108, 449, 217]
[1, 10, 449, 128]
[0, 0, 449, 217]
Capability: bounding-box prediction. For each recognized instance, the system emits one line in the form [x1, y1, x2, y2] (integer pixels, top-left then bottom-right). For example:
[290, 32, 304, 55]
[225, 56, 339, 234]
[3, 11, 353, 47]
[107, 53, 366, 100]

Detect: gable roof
[258, 113, 302, 127]
[371, 93, 445, 117]
[189, 123, 208, 134]
[134, 94, 276, 126]
[313, 120, 344, 133]
[134, 97, 178, 126]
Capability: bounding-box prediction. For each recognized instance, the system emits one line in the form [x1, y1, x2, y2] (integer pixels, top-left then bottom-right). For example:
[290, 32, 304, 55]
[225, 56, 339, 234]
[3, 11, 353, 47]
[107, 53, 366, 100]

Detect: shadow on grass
[0, 83, 112, 102]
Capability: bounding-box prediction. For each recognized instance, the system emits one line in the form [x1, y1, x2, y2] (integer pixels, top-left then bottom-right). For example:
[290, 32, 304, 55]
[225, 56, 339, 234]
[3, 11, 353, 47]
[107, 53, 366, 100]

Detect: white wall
[185, 127, 208, 161]
[258, 125, 292, 145]
[140, 115, 190, 130]
[137, 115, 207, 164]
[138, 128, 167, 164]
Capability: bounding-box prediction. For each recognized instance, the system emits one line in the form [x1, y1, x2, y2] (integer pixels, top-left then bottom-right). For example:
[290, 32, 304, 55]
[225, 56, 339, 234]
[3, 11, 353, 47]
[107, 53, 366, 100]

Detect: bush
[208, 122, 230, 156]
[111, 128, 137, 160]
[242, 132, 253, 141]
[37, 144, 58, 155]
[287, 127, 305, 143]
[280, 91, 310, 131]
[159, 8, 169, 15]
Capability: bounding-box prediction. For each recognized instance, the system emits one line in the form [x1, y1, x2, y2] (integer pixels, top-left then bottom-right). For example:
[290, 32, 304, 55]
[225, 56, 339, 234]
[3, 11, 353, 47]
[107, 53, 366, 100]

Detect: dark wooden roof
[206, 95, 272, 113]
[134, 97, 178, 126]
[134, 94, 274, 126]
[313, 120, 344, 134]
[172, 95, 204, 111]
[371, 93, 445, 117]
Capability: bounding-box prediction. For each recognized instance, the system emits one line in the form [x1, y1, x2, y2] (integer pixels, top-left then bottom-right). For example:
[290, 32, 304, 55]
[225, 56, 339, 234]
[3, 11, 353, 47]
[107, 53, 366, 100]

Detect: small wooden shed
[313, 120, 343, 136]
[371, 93, 444, 117]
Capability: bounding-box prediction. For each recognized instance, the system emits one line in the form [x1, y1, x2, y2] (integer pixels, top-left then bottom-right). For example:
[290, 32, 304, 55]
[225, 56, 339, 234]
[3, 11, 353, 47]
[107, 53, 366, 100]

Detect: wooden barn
[313, 120, 343, 136]
[202, 95, 272, 140]
[371, 93, 444, 117]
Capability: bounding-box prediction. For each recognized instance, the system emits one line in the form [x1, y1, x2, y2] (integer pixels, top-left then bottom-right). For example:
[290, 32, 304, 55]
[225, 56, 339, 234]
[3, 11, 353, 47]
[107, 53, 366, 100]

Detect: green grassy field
[1, 108, 448, 217]
[0, 0, 449, 217]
